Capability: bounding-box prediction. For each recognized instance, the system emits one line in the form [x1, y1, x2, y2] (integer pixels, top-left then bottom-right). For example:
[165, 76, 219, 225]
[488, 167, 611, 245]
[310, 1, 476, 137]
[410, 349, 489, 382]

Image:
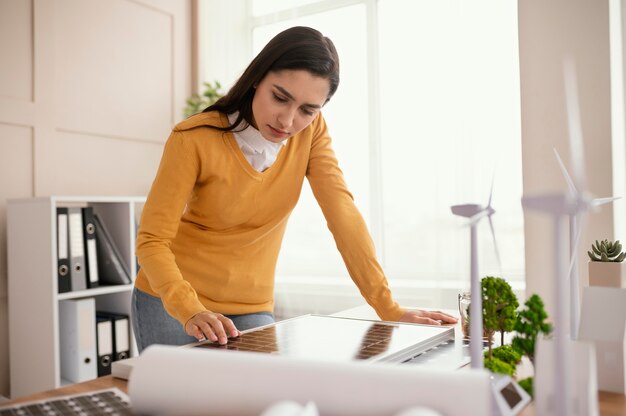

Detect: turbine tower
[450, 176, 500, 369]
[553, 149, 619, 339]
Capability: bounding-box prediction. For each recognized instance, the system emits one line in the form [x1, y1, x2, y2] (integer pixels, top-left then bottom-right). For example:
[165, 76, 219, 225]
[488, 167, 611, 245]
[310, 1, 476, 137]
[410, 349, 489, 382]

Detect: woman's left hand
[399, 309, 458, 326]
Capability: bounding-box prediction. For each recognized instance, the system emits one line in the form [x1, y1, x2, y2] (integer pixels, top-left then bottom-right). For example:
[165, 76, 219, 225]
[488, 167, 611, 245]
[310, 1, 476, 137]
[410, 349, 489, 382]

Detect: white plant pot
[588, 261, 626, 288]
[534, 336, 598, 416]
[579, 286, 626, 394]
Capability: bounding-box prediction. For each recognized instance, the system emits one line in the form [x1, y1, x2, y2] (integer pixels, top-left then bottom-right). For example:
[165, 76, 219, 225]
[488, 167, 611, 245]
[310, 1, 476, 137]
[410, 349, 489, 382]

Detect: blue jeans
[131, 287, 275, 353]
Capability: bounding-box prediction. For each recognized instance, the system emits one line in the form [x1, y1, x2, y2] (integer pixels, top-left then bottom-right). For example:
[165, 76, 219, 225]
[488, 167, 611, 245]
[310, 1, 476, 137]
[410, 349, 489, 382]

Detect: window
[376, 0, 524, 285]
[205, 0, 524, 292]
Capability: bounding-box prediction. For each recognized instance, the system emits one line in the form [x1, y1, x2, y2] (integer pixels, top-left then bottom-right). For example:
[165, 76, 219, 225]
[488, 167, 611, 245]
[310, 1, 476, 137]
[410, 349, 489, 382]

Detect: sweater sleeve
[135, 129, 207, 326]
[306, 115, 405, 321]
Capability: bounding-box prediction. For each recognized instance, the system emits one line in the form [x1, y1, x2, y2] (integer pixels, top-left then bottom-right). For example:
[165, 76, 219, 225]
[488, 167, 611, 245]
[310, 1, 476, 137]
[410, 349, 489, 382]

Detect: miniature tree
[518, 377, 533, 398]
[512, 294, 552, 365]
[512, 293, 552, 398]
[481, 276, 519, 358]
[484, 356, 515, 376]
[490, 344, 522, 366]
[483, 345, 522, 377]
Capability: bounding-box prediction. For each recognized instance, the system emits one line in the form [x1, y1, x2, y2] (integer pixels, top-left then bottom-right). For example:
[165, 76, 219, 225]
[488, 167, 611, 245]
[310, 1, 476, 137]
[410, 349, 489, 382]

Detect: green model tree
[481, 276, 519, 358]
[511, 293, 552, 397]
[483, 345, 522, 377]
[512, 294, 552, 365]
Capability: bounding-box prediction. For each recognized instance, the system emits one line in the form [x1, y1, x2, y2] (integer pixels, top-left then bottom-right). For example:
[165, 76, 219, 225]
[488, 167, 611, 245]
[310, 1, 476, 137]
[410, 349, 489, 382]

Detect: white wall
[0, 0, 192, 398]
[518, 0, 614, 325]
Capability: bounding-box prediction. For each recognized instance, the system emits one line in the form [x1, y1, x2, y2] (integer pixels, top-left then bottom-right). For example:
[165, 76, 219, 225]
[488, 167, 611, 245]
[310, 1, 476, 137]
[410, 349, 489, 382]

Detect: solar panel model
[192, 314, 454, 364]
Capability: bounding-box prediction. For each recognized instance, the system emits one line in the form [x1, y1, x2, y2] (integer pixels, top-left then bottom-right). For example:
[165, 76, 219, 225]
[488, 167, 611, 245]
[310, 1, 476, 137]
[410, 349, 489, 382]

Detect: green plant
[511, 294, 552, 366]
[481, 276, 519, 358]
[183, 81, 224, 118]
[587, 239, 626, 262]
[483, 345, 522, 377]
[488, 344, 522, 366]
[484, 357, 515, 376]
[517, 377, 533, 398]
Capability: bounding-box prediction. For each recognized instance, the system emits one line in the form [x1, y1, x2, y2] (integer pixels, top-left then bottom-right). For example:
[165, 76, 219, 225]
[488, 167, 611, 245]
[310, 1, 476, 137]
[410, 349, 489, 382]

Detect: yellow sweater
[135, 111, 404, 326]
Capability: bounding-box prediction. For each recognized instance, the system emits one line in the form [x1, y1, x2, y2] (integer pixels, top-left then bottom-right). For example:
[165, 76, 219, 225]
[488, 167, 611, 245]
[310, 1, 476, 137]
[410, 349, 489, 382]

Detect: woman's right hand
[185, 311, 240, 345]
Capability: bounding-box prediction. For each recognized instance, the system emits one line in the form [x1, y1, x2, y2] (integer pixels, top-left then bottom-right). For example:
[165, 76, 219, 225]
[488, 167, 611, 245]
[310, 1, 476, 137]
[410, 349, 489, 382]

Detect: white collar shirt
[228, 112, 287, 172]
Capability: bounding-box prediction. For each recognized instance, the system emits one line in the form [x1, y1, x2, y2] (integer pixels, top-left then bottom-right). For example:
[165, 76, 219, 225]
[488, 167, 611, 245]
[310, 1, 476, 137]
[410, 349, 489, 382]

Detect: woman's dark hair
[203, 26, 340, 131]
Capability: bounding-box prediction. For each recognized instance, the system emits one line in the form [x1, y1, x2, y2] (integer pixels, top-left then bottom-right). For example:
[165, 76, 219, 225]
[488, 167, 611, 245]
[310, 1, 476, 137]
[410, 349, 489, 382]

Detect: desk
[4, 306, 626, 415]
[5, 374, 626, 416]
[5, 376, 127, 405]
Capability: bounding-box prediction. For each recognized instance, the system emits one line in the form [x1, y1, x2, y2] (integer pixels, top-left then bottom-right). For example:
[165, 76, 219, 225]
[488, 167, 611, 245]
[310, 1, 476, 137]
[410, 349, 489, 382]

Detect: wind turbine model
[553, 149, 620, 340]
[450, 177, 500, 370]
[521, 60, 601, 416]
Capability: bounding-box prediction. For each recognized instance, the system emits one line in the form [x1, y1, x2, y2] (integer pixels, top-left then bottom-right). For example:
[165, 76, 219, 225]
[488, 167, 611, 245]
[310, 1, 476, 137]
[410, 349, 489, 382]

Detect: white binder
[68, 207, 87, 291]
[113, 315, 130, 360]
[59, 298, 98, 383]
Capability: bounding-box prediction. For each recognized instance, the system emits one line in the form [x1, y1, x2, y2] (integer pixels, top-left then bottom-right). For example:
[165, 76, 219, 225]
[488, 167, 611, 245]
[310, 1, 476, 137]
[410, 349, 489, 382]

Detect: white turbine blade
[553, 147, 578, 195]
[563, 59, 587, 192]
[487, 168, 495, 207]
[521, 193, 571, 215]
[591, 196, 621, 208]
[488, 215, 503, 276]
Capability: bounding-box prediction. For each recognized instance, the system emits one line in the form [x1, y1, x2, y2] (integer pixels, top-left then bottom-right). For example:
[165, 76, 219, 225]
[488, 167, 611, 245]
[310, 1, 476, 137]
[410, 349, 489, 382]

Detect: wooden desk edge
[5, 376, 128, 406]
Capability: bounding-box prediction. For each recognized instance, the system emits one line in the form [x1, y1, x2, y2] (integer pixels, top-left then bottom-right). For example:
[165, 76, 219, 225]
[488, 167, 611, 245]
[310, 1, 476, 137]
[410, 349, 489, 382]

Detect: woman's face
[251, 69, 330, 143]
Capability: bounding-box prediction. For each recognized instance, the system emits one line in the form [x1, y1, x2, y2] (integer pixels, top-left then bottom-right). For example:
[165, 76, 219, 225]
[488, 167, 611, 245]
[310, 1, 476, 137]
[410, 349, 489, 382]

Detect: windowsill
[274, 275, 526, 320]
[275, 274, 526, 291]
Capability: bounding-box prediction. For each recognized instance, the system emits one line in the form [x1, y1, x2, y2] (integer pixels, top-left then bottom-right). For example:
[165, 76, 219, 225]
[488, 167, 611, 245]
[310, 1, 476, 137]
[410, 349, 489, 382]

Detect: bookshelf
[7, 196, 145, 398]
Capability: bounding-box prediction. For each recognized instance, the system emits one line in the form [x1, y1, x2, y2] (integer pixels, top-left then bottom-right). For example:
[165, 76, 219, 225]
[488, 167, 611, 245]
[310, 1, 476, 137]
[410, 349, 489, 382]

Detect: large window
[208, 0, 524, 292]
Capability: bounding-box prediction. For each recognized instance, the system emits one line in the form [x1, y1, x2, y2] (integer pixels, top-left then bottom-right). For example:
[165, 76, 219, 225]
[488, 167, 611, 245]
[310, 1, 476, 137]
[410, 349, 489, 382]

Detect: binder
[97, 311, 130, 361]
[82, 207, 99, 288]
[94, 213, 132, 285]
[56, 208, 71, 293]
[68, 207, 87, 291]
[58, 298, 98, 383]
[96, 315, 114, 376]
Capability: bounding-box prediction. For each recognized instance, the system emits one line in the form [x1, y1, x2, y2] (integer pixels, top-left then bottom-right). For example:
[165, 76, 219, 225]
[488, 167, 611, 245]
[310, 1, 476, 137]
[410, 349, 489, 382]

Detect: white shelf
[7, 196, 145, 399]
[57, 284, 133, 301]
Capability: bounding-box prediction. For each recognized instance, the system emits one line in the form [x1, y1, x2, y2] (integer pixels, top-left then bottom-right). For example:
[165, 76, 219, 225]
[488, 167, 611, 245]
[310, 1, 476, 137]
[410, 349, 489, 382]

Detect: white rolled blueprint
[129, 345, 490, 416]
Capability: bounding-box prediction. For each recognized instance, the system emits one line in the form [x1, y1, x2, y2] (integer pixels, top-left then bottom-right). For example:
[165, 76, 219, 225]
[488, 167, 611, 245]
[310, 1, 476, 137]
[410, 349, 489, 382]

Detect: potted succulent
[588, 239, 626, 287]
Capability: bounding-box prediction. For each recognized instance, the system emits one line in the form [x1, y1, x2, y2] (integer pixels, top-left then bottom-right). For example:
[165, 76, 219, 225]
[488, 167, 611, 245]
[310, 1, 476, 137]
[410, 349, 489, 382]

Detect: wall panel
[40, 130, 163, 196]
[54, 0, 174, 141]
[0, 0, 33, 101]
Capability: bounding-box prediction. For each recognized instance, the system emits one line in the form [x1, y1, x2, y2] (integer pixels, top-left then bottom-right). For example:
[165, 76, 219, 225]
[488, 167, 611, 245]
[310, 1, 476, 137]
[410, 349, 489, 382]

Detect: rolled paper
[129, 345, 490, 416]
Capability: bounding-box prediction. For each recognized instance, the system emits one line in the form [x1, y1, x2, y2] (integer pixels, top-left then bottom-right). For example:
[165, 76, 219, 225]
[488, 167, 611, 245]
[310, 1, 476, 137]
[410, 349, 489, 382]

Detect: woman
[132, 26, 456, 353]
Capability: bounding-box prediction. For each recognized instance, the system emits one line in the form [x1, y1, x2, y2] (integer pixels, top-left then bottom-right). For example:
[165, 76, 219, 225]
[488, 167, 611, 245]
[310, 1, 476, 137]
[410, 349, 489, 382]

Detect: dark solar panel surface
[194, 314, 454, 363]
[0, 388, 132, 416]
